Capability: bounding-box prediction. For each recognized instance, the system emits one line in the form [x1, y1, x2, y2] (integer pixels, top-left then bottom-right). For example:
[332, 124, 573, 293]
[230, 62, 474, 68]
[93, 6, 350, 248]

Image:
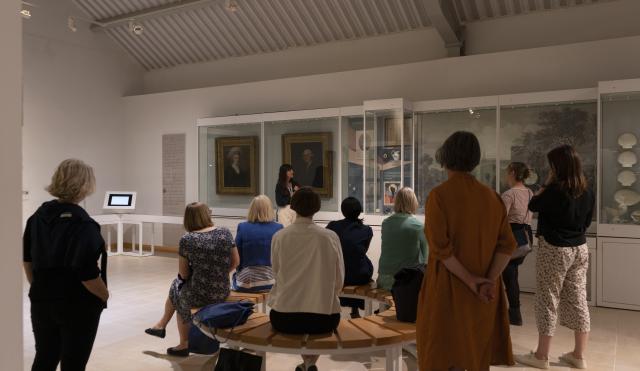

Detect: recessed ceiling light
[128, 20, 144, 35]
[226, 0, 239, 12]
[67, 16, 77, 32]
[20, 9, 31, 19]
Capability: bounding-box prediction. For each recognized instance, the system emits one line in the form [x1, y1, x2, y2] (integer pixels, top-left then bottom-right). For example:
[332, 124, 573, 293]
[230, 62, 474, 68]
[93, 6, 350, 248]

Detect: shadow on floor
[143, 350, 218, 371]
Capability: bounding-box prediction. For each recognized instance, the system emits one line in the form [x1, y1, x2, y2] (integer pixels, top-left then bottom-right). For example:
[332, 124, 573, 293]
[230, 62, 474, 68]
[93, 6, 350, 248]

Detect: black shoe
[167, 346, 189, 357]
[145, 328, 166, 338]
[307, 366, 318, 371]
[509, 307, 523, 326]
[295, 364, 305, 371]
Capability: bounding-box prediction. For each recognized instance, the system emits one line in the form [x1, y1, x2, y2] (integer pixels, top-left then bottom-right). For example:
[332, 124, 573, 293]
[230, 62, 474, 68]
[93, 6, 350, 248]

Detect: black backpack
[391, 264, 426, 323]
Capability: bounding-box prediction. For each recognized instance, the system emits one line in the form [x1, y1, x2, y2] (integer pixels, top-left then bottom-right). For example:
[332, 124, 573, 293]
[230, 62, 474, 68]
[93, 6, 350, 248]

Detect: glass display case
[414, 106, 497, 213]
[363, 100, 413, 215]
[600, 88, 640, 234]
[342, 115, 364, 204]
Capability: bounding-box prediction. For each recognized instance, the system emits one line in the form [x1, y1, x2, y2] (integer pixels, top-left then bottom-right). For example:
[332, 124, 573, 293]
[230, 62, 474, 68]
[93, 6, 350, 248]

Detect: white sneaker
[515, 351, 550, 369]
[559, 352, 587, 369]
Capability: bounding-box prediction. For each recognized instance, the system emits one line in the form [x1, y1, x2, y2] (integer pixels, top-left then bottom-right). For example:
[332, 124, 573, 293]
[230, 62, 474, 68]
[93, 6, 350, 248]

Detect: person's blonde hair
[247, 195, 275, 223]
[183, 202, 214, 232]
[46, 159, 96, 203]
[394, 187, 419, 215]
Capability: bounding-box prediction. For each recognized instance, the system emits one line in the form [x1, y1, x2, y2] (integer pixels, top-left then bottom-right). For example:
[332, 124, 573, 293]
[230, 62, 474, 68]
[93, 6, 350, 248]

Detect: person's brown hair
[546, 145, 587, 198]
[507, 162, 531, 182]
[183, 202, 214, 232]
[394, 187, 419, 215]
[436, 131, 481, 172]
[46, 159, 96, 203]
[290, 187, 321, 217]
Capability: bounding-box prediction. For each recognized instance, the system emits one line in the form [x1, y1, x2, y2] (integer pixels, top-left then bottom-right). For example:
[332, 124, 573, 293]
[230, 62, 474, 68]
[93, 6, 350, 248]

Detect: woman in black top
[23, 159, 108, 371]
[275, 164, 300, 227]
[326, 197, 374, 318]
[515, 145, 594, 370]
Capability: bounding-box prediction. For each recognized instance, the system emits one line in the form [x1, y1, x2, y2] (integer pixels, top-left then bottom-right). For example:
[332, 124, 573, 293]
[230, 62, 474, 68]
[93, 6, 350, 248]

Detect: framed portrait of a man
[282, 132, 333, 197]
[215, 136, 258, 195]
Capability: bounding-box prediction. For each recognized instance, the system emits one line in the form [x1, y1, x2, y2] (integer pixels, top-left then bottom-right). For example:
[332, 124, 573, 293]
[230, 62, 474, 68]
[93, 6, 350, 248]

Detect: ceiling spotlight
[128, 20, 144, 35]
[20, 9, 31, 19]
[226, 0, 239, 12]
[468, 108, 474, 115]
[67, 16, 77, 32]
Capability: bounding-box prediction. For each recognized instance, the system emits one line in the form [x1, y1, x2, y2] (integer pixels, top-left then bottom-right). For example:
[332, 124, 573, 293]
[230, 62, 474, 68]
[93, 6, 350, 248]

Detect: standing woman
[516, 145, 594, 370]
[232, 195, 283, 292]
[416, 132, 516, 371]
[275, 164, 300, 227]
[501, 162, 534, 326]
[24, 159, 109, 371]
[376, 187, 427, 291]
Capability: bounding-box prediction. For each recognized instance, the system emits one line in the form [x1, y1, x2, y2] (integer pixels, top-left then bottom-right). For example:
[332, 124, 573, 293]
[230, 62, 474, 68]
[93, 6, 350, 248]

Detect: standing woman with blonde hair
[24, 159, 109, 371]
[232, 195, 283, 293]
[516, 145, 595, 370]
[376, 187, 428, 291]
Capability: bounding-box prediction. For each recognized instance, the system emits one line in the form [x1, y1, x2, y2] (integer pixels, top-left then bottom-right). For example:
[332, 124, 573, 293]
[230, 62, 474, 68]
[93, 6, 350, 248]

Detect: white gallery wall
[22, 1, 143, 220]
[0, 1, 23, 369]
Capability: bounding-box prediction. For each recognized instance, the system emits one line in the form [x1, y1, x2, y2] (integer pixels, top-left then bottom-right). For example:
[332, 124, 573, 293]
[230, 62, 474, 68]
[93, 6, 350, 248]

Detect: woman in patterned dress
[145, 202, 239, 357]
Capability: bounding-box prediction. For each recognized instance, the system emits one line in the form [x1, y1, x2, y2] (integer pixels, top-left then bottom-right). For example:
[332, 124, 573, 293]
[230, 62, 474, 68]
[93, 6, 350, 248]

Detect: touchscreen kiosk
[103, 191, 137, 212]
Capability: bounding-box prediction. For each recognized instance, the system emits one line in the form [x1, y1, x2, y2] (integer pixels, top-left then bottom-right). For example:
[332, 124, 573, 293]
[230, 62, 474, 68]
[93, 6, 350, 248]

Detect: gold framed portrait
[282, 132, 333, 197]
[215, 136, 259, 195]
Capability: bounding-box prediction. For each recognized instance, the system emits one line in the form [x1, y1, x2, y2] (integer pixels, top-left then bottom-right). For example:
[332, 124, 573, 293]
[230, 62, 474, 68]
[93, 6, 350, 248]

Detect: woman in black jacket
[23, 159, 108, 371]
[515, 145, 594, 370]
[274, 164, 300, 227]
[326, 197, 373, 318]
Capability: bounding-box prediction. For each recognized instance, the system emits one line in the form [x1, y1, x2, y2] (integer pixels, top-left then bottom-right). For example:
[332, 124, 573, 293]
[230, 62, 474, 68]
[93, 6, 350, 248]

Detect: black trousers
[30, 299, 103, 371]
[502, 261, 521, 309]
[270, 310, 340, 334]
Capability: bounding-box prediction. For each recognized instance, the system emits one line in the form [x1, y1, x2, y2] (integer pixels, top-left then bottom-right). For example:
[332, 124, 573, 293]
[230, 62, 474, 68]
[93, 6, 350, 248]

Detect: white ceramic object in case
[614, 189, 640, 207]
[618, 151, 638, 168]
[631, 210, 640, 223]
[617, 170, 637, 186]
[525, 170, 539, 185]
[618, 133, 638, 149]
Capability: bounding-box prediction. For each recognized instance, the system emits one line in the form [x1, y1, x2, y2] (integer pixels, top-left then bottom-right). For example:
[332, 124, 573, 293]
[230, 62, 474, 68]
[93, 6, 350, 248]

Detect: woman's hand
[464, 275, 494, 299]
[293, 185, 300, 192]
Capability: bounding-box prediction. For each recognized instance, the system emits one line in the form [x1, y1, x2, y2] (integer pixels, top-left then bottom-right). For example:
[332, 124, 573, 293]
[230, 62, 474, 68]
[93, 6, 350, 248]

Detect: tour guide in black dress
[23, 159, 108, 371]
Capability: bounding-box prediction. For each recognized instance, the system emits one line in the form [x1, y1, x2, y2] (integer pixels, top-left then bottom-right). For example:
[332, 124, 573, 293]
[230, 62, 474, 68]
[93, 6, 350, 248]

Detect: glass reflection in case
[601, 91, 640, 225]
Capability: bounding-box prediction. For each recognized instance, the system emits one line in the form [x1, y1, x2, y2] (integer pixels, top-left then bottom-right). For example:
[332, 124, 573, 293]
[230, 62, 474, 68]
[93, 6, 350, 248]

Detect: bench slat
[366, 313, 416, 341]
[349, 318, 405, 346]
[342, 285, 358, 294]
[217, 314, 270, 340]
[238, 322, 277, 346]
[354, 282, 377, 296]
[270, 333, 306, 348]
[227, 292, 265, 303]
[306, 332, 339, 349]
[335, 320, 374, 348]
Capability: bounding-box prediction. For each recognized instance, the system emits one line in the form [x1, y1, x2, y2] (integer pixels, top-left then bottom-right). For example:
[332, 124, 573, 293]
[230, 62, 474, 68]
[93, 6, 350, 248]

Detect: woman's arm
[229, 247, 240, 273]
[179, 256, 191, 280]
[23, 262, 33, 285]
[441, 256, 492, 298]
[82, 277, 109, 303]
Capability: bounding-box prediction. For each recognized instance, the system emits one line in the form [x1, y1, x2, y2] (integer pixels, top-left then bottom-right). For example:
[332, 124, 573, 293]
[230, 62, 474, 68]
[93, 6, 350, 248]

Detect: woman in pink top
[501, 162, 534, 326]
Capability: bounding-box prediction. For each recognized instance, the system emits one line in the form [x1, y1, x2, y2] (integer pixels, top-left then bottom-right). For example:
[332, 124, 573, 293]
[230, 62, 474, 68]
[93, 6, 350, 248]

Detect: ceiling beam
[85, 0, 221, 31]
[423, 0, 465, 57]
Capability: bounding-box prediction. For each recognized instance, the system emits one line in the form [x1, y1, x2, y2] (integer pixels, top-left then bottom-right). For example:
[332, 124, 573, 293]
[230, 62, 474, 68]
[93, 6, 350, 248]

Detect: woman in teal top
[377, 187, 428, 290]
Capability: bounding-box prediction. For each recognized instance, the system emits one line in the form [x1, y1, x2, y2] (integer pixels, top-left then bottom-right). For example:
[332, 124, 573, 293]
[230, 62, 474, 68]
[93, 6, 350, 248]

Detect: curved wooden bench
[226, 291, 269, 312]
[195, 305, 414, 371]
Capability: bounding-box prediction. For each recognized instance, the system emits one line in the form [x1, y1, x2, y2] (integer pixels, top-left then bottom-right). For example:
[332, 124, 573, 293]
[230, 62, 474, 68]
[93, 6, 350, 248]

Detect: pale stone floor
[22, 255, 640, 371]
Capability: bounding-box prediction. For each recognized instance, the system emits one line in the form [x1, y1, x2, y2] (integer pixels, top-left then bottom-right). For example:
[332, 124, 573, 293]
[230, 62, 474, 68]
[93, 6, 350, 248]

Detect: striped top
[232, 266, 274, 292]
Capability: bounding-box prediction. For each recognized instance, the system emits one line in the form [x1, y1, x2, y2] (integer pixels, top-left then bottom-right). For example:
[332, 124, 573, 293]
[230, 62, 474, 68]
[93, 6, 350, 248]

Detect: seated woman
[232, 195, 283, 292]
[145, 202, 239, 357]
[268, 187, 344, 371]
[377, 187, 428, 291]
[326, 197, 373, 318]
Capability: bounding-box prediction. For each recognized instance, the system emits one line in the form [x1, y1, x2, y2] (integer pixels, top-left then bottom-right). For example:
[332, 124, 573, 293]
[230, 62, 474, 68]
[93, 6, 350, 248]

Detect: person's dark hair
[341, 197, 363, 223]
[507, 162, 530, 182]
[546, 144, 587, 198]
[278, 164, 293, 186]
[290, 187, 321, 217]
[435, 131, 481, 172]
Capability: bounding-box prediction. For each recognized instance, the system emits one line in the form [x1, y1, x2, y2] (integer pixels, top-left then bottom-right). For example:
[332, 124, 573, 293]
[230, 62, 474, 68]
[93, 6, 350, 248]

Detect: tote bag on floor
[214, 348, 262, 371]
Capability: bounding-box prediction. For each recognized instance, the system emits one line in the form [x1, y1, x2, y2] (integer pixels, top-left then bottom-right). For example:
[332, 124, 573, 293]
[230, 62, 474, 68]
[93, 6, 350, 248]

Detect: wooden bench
[194, 305, 415, 371]
[226, 291, 269, 313]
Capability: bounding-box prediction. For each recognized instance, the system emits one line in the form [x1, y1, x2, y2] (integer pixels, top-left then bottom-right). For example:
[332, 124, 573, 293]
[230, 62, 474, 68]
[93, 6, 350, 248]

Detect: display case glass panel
[414, 108, 497, 213]
[342, 115, 364, 204]
[601, 92, 640, 225]
[499, 101, 598, 198]
[198, 123, 262, 210]
[363, 109, 413, 215]
[264, 117, 340, 212]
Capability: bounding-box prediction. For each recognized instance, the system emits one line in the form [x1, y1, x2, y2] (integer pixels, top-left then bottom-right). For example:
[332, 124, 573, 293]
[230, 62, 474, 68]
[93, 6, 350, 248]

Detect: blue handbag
[189, 301, 255, 355]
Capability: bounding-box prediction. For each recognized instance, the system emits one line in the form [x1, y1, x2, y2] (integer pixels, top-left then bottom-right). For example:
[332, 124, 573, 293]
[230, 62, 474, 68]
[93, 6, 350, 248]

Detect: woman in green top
[377, 187, 428, 290]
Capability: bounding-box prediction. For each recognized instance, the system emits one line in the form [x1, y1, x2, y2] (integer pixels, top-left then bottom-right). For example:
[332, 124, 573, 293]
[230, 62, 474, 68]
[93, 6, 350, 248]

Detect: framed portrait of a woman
[215, 136, 258, 195]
